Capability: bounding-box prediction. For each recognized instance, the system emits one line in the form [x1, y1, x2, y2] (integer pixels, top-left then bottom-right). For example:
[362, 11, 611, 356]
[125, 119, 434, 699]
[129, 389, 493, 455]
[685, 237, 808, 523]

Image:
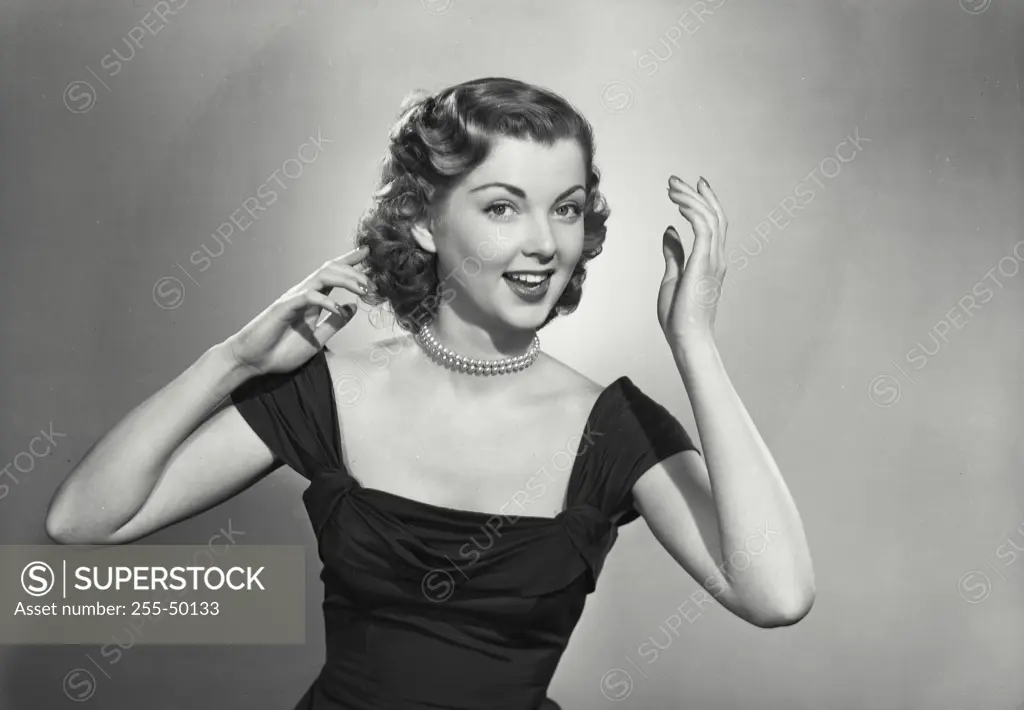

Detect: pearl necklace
[415, 325, 541, 376]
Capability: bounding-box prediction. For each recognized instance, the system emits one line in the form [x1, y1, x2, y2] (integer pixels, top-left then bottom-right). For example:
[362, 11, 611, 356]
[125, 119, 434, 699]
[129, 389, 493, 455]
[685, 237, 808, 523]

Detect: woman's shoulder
[323, 334, 418, 379]
[538, 357, 683, 431]
[534, 354, 613, 410]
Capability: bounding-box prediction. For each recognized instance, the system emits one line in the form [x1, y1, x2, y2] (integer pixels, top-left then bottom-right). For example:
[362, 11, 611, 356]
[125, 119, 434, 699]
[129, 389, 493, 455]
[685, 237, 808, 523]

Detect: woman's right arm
[45, 247, 370, 545]
[45, 344, 274, 545]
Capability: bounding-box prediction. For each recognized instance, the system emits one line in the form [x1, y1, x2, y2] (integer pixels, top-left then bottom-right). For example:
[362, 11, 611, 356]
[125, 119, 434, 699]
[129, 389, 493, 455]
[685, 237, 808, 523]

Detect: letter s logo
[22, 561, 55, 597]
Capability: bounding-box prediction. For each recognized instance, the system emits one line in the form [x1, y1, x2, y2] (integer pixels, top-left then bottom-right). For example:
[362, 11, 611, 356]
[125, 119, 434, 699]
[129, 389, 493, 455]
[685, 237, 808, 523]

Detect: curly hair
[354, 77, 610, 333]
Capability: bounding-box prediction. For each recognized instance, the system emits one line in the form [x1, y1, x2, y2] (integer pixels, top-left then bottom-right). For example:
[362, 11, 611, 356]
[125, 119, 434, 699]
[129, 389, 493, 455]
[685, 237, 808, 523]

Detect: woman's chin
[496, 301, 557, 332]
[480, 278, 566, 331]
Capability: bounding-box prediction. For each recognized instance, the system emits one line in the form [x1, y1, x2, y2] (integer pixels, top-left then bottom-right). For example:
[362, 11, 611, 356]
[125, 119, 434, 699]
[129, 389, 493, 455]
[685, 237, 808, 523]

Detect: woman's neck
[426, 312, 537, 362]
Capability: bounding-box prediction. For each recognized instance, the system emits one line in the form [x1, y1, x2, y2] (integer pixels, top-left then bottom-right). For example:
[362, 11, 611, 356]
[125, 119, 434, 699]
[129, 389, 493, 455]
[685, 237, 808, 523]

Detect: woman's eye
[556, 203, 583, 219]
[485, 202, 515, 220]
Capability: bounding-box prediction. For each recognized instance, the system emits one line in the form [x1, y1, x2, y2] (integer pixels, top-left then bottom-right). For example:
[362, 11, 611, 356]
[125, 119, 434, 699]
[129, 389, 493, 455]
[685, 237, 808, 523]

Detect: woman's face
[420, 135, 588, 333]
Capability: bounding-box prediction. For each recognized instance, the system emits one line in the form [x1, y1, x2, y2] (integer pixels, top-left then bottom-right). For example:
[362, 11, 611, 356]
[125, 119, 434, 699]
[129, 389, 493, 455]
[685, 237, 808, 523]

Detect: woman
[46, 77, 815, 710]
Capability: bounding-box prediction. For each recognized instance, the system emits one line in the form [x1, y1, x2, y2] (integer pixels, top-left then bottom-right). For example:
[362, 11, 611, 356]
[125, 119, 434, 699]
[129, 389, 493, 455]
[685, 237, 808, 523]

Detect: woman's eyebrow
[469, 182, 585, 202]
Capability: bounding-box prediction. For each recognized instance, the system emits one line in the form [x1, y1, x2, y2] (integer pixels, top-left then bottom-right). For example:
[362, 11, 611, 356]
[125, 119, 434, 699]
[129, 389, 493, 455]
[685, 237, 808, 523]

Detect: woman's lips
[502, 272, 552, 302]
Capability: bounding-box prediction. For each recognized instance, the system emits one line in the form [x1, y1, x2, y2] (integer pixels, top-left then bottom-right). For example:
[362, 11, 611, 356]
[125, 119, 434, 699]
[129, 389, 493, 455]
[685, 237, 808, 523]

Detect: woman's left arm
[631, 175, 815, 628]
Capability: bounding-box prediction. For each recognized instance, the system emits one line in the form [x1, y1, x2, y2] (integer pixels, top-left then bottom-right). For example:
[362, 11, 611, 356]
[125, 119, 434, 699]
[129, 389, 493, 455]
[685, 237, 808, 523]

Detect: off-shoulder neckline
[317, 349, 631, 523]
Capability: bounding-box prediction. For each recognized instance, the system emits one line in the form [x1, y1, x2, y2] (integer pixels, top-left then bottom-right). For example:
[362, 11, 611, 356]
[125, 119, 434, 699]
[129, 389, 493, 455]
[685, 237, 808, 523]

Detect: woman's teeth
[502, 271, 552, 302]
[504, 273, 550, 285]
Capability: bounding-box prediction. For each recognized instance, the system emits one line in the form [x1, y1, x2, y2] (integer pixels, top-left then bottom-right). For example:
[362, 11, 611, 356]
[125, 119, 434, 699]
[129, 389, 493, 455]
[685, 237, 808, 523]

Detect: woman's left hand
[658, 175, 728, 345]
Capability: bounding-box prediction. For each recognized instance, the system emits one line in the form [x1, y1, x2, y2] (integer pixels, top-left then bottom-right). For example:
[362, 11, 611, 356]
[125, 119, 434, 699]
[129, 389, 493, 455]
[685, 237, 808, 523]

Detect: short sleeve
[609, 380, 701, 527]
[229, 349, 339, 479]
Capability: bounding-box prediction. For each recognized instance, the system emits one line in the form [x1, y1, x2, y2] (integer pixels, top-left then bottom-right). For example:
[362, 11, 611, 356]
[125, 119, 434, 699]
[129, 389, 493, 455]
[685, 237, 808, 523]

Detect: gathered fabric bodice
[231, 349, 698, 710]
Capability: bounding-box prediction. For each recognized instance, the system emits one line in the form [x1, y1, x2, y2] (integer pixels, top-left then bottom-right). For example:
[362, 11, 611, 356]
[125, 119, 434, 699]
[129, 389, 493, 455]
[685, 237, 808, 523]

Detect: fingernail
[699, 176, 711, 188]
[669, 175, 683, 186]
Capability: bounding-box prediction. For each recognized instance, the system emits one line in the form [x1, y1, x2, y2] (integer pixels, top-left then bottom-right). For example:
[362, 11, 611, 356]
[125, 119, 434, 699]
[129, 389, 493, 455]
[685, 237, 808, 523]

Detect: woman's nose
[524, 216, 557, 258]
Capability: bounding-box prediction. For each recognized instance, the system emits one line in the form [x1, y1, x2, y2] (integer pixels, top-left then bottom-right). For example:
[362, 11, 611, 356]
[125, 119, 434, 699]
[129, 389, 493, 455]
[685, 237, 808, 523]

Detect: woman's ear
[410, 222, 437, 254]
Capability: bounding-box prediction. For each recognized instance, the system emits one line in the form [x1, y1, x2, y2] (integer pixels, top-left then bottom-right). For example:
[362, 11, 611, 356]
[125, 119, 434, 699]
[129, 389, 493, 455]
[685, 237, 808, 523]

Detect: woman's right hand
[224, 246, 370, 377]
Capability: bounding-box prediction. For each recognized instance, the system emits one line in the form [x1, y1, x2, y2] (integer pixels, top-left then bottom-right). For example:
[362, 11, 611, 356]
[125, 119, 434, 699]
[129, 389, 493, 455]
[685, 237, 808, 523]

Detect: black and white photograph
[0, 1, 1021, 708]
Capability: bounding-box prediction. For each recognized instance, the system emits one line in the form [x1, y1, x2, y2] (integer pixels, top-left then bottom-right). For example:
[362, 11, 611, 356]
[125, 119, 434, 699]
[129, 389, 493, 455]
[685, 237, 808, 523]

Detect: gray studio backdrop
[2, 0, 1022, 708]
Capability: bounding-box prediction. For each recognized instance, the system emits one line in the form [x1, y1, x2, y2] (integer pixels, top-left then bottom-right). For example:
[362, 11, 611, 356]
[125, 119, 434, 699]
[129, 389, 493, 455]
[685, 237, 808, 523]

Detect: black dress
[230, 349, 699, 710]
